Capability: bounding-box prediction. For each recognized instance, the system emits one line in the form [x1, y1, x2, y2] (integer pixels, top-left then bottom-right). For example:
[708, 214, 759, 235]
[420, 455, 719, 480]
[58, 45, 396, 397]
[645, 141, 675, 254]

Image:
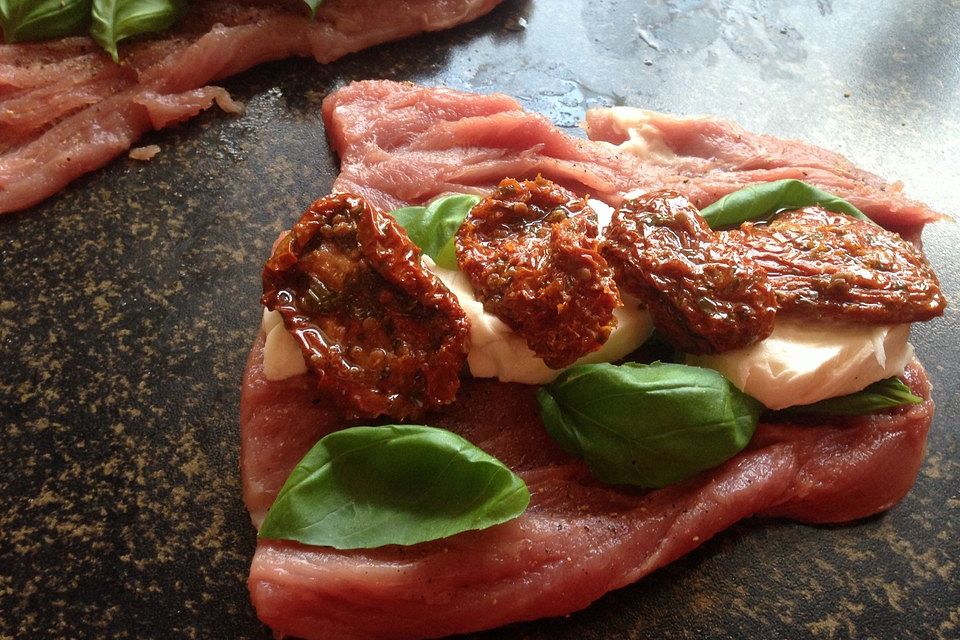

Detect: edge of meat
[321, 80, 946, 232]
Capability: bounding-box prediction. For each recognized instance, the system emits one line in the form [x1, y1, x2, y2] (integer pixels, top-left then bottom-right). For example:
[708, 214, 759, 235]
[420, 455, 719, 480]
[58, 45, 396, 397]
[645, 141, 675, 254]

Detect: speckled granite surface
[1, 1, 958, 638]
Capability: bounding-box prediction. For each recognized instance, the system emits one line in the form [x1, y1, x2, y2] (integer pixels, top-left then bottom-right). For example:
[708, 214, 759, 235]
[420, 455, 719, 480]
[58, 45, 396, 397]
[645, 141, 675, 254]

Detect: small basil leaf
[258, 425, 530, 549]
[302, 0, 325, 19]
[390, 194, 481, 269]
[699, 179, 870, 229]
[538, 362, 761, 488]
[784, 376, 923, 416]
[91, 0, 184, 62]
[1, 0, 91, 43]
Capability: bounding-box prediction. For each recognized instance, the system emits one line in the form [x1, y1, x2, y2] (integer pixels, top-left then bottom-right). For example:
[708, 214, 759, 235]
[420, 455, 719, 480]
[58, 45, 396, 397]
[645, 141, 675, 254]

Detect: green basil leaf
[302, 0, 324, 18]
[390, 194, 481, 269]
[91, 0, 183, 62]
[1, 0, 91, 43]
[537, 362, 761, 488]
[258, 424, 530, 549]
[699, 179, 870, 228]
[784, 376, 923, 416]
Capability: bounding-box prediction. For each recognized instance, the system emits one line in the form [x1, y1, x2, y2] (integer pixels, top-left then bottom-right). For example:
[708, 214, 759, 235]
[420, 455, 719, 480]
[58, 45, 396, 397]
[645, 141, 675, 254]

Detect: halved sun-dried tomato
[602, 190, 777, 354]
[262, 193, 470, 420]
[455, 176, 621, 369]
[727, 206, 946, 323]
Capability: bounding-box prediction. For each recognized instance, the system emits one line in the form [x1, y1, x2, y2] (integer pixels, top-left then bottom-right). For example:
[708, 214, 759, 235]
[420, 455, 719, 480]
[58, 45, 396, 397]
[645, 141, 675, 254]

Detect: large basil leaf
[785, 376, 922, 416]
[1, 0, 90, 43]
[390, 194, 481, 269]
[258, 425, 530, 549]
[538, 362, 762, 488]
[91, 0, 184, 62]
[699, 179, 870, 229]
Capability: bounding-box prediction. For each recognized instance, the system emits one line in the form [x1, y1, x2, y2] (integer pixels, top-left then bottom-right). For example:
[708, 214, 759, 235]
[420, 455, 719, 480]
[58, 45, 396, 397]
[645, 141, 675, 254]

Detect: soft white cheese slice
[262, 306, 282, 333]
[687, 320, 914, 410]
[261, 308, 307, 380]
[430, 263, 653, 385]
[596, 107, 679, 163]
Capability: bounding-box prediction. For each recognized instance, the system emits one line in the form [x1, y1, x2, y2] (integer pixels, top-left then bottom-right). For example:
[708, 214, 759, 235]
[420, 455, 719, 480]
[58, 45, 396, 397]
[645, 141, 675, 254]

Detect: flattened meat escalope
[0, 0, 505, 215]
[241, 81, 947, 640]
[261, 193, 469, 420]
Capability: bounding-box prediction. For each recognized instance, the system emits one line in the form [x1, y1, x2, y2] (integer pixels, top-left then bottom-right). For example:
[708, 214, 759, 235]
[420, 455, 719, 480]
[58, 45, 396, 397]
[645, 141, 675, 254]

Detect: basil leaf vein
[389, 194, 481, 269]
[784, 376, 923, 416]
[699, 179, 870, 228]
[538, 362, 761, 488]
[1, 0, 91, 43]
[258, 425, 530, 549]
[91, 0, 184, 62]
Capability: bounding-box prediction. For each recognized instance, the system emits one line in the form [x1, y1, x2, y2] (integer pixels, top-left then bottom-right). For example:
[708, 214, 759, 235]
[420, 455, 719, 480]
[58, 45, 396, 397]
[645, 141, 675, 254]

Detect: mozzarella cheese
[430, 263, 653, 385]
[688, 320, 913, 409]
[261, 308, 307, 380]
[596, 107, 679, 163]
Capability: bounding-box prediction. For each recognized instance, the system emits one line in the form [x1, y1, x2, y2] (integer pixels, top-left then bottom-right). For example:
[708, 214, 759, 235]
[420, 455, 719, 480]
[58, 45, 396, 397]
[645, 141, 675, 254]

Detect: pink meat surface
[242, 81, 940, 638]
[241, 336, 933, 640]
[0, 0, 502, 214]
[323, 81, 943, 231]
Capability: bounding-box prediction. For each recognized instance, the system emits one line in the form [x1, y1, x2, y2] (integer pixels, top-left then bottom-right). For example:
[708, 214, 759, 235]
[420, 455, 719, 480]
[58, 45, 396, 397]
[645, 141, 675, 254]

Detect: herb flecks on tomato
[456, 176, 621, 369]
[262, 193, 470, 420]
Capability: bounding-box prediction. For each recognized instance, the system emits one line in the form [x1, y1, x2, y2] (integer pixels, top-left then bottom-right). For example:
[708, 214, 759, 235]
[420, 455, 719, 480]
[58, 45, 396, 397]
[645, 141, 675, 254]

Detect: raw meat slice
[0, 0, 503, 214]
[242, 81, 941, 638]
[241, 335, 932, 639]
[323, 81, 942, 231]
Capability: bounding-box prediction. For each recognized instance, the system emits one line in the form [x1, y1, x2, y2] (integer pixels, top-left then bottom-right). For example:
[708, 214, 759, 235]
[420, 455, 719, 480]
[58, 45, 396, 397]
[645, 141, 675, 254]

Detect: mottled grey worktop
[1, 1, 958, 638]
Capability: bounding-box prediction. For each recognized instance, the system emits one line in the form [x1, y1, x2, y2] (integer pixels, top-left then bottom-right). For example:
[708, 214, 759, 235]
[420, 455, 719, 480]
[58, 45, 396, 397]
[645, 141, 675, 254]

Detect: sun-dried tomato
[727, 206, 946, 323]
[262, 193, 470, 420]
[455, 176, 621, 369]
[602, 190, 777, 354]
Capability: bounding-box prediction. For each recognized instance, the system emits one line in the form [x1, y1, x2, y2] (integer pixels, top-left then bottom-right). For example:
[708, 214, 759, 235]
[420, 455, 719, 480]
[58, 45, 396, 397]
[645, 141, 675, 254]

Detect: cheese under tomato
[688, 321, 913, 409]
[429, 261, 653, 384]
[260, 288, 653, 386]
[259, 198, 913, 409]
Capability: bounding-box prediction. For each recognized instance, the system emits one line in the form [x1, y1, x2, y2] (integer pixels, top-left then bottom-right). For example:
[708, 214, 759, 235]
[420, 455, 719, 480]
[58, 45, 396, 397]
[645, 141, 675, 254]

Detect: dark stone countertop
[1, 1, 958, 638]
